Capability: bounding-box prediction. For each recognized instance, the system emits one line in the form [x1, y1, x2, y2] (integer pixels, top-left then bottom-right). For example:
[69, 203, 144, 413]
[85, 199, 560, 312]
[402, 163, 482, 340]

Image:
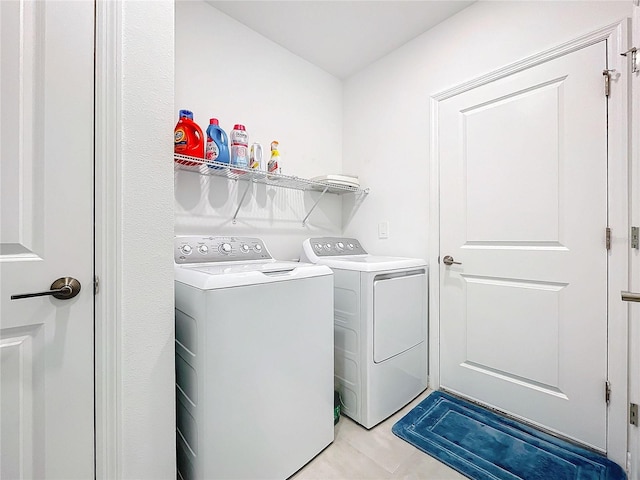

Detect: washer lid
[311, 255, 426, 272]
[175, 261, 332, 289]
[301, 237, 425, 271]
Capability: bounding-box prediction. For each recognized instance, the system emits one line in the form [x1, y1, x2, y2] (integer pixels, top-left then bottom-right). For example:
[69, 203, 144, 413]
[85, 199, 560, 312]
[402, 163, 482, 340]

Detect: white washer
[301, 237, 427, 429]
[175, 236, 334, 480]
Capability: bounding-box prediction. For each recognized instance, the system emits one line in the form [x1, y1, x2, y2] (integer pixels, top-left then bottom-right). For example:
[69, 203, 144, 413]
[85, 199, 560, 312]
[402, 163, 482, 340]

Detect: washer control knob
[220, 243, 232, 254]
[314, 243, 323, 251]
[180, 244, 193, 255]
[324, 243, 332, 251]
[240, 244, 250, 253]
[347, 243, 354, 250]
[254, 244, 262, 253]
[336, 242, 344, 250]
[198, 245, 209, 255]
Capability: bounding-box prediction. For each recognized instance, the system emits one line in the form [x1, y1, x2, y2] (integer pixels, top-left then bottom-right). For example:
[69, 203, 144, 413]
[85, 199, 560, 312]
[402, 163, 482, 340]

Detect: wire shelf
[174, 154, 368, 195]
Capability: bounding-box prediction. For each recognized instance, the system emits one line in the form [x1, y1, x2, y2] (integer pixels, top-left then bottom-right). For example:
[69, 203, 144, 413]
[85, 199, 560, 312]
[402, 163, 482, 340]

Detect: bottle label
[231, 130, 248, 146]
[205, 140, 219, 161]
[175, 128, 187, 148]
[231, 145, 248, 168]
[250, 143, 262, 170]
[233, 146, 247, 158]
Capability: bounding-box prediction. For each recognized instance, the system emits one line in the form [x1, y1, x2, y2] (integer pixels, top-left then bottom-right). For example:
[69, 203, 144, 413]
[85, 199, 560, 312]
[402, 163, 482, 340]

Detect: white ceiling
[206, 1, 475, 79]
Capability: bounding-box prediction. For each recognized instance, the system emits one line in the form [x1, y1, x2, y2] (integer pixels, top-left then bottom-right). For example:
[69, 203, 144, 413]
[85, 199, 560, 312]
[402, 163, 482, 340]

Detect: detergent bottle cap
[233, 124, 246, 131]
[209, 118, 219, 125]
[179, 109, 193, 120]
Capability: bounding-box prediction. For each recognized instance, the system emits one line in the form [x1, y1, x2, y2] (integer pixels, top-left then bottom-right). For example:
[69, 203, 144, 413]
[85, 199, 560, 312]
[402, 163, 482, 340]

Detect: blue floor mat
[392, 391, 626, 480]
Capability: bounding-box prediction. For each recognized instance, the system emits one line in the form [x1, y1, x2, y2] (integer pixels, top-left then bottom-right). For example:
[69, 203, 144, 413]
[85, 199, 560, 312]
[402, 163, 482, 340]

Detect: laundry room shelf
[174, 154, 369, 225]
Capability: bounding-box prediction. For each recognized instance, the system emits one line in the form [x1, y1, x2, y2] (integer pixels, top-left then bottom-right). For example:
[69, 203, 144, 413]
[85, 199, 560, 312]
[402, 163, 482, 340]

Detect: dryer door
[373, 270, 426, 363]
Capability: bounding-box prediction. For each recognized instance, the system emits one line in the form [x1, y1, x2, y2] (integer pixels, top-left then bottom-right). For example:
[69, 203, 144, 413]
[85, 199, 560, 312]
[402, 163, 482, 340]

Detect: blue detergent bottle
[205, 118, 230, 168]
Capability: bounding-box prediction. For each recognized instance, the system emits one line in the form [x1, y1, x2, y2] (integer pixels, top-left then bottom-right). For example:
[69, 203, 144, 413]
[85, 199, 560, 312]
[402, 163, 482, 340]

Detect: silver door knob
[622, 291, 640, 302]
[11, 277, 81, 300]
[442, 255, 462, 266]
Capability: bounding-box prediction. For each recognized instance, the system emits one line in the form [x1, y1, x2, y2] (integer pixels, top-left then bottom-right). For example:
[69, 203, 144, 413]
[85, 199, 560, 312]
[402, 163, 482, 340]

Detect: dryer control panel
[175, 236, 272, 264]
[305, 237, 367, 258]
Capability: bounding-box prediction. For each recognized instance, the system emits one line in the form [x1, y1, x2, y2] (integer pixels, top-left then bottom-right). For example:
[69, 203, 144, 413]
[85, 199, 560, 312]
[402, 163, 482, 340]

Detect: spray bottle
[267, 140, 281, 179]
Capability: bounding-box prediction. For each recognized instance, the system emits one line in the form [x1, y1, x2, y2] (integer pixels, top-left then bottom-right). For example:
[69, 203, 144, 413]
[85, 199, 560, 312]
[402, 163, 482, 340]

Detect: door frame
[94, 1, 122, 477]
[627, 3, 640, 478]
[93, 2, 176, 477]
[428, 20, 629, 465]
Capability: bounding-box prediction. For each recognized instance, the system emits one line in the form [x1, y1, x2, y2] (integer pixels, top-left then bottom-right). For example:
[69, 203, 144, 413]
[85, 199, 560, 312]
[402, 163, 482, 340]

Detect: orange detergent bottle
[174, 110, 204, 165]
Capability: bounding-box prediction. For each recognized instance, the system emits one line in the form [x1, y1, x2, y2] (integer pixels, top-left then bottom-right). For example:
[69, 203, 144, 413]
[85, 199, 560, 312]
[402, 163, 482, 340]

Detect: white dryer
[175, 236, 334, 480]
[301, 237, 427, 429]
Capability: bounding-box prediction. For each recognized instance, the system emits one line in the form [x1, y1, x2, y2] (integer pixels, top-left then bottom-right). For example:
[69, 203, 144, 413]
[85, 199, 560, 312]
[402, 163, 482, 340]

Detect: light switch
[378, 221, 389, 239]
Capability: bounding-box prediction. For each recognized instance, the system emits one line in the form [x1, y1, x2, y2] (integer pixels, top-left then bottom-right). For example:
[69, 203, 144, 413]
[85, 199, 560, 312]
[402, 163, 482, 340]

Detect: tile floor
[290, 389, 467, 480]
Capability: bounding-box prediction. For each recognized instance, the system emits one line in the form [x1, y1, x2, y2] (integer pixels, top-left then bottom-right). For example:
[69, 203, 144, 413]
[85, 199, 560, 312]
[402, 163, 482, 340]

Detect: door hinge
[631, 403, 638, 426]
[621, 47, 638, 73]
[603, 69, 615, 97]
[606, 381, 611, 405]
[632, 227, 639, 249]
[94, 275, 99, 295]
[606, 227, 611, 250]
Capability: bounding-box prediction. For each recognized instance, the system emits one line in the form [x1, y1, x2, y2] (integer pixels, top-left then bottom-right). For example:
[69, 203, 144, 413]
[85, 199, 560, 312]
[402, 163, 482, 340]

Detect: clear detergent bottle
[230, 124, 249, 173]
[205, 118, 230, 168]
[250, 143, 265, 176]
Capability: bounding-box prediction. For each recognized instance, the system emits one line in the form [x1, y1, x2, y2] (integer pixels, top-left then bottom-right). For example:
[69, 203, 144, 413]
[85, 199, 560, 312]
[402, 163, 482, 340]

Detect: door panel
[1, 328, 41, 479]
[464, 80, 561, 243]
[439, 41, 608, 450]
[1, 0, 42, 258]
[373, 273, 425, 363]
[463, 276, 562, 390]
[0, 1, 94, 478]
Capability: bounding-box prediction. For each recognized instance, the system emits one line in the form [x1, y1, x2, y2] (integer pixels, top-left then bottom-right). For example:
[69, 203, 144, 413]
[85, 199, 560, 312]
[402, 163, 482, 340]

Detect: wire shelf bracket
[301, 185, 329, 226]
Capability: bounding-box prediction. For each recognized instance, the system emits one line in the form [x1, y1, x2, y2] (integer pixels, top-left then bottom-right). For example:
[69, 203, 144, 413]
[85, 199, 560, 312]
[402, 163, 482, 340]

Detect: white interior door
[439, 40, 608, 451]
[1, 1, 94, 478]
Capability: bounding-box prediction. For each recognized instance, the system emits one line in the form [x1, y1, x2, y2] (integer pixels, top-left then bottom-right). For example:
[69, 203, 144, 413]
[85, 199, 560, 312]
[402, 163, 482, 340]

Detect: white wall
[120, 1, 176, 478]
[174, 1, 345, 260]
[342, 1, 632, 262]
[116, 2, 633, 477]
